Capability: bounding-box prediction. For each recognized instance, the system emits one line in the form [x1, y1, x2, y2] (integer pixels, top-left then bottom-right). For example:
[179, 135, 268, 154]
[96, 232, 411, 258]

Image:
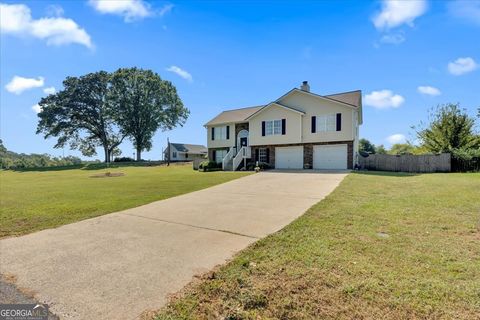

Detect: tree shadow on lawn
[10, 161, 167, 173]
[353, 170, 419, 177]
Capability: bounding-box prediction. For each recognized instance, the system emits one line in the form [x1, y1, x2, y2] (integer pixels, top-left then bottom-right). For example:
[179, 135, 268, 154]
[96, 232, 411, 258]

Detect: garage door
[275, 146, 304, 169]
[313, 144, 348, 169]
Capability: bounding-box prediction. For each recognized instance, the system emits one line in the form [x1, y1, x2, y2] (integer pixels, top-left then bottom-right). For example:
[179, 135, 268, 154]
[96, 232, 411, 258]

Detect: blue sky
[1, 0, 479, 160]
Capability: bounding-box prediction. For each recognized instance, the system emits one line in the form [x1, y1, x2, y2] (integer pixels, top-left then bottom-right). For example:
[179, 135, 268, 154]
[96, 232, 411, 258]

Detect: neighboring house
[204, 81, 362, 170]
[164, 143, 207, 162]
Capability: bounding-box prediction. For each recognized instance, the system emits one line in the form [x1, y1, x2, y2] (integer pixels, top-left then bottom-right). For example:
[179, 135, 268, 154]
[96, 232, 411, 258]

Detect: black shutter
[336, 113, 342, 131]
[262, 121, 266, 136]
[266, 148, 270, 163]
[282, 119, 286, 135]
[212, 150, 216, 162]
[311, 116, 316, 133]
[211, 127, 215, 140]
[226, 126, 230, 139]
[255, 148, 259, 162]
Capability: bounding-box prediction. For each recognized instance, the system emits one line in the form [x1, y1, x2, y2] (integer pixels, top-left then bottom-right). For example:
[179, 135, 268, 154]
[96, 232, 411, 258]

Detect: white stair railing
[232, 146, 251, 171]
[222, 147, 235, 170]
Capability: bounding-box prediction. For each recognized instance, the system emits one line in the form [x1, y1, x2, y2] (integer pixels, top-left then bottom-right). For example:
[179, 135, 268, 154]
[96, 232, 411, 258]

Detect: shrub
[114, 157, 135, 162]
[452, 148, 480, 161]
[198, 161, 221, 172]
[246, 161, 271, 171]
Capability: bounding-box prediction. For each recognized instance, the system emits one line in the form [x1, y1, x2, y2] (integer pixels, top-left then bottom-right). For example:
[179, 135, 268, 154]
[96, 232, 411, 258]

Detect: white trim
[276, 88, 358, 110]
[245, 102, 305, 120]
[237, 129, 249, 147]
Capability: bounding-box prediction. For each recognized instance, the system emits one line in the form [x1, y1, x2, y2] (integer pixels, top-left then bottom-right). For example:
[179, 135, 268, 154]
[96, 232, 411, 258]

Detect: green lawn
[155, 172, 480, 320]
[0, 163, 251, 238]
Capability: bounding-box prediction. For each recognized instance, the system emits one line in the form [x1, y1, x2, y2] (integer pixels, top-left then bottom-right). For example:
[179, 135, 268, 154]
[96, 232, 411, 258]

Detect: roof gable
[276, 88, 360, 109]
[245, 102, 305, 120]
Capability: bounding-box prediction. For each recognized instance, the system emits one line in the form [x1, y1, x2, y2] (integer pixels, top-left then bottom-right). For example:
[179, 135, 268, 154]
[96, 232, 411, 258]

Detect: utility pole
[167, 137, 170, 166]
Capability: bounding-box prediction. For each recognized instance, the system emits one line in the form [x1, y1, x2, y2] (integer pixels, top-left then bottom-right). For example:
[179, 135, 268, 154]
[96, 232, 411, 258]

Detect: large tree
[110, 68, 189, 161]
[36, 71, 126, 162]
[414, 103, 478, 153]
[359, 138, 376, 154]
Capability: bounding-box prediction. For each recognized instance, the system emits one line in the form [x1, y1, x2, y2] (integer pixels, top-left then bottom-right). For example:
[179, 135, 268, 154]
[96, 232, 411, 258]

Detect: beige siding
[278, 90, 355, 143]
[206, 123, 235, 148]
[249, 105, 302, 146]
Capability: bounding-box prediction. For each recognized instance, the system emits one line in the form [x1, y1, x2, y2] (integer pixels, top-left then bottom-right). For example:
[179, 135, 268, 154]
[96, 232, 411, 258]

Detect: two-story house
[204, 81, 362, 170]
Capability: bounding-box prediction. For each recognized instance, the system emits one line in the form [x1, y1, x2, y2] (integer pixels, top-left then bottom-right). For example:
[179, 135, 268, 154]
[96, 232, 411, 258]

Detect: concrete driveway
[0, 171, 347, 319]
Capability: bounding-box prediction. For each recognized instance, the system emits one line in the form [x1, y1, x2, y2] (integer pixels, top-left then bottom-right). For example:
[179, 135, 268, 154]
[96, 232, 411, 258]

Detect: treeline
[360, 103, 480, 161]
[0, 140, 83, 170]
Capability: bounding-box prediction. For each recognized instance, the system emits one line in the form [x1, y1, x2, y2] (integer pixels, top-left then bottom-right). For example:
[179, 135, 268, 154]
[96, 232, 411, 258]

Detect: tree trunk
[104, 146, 109, 163]
[136, 147, 142, 161]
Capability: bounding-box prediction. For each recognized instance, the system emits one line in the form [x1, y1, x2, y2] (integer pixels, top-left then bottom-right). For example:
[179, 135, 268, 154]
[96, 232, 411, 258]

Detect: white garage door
[313, 144, 348, 170]
[275, 146, 304, 169]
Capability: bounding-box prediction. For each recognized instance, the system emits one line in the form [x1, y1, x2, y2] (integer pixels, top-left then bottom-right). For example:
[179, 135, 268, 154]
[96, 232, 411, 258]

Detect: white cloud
[32, 104, 42, 114]
[158, 4, 174, 16]
[166, 66, 193, 82]
[0, 3, 92, 48]
[448, 0, 480, 26]
[5, 76, 44, 94]
[373, 0, 428, 30]
[448, 57, 478, 75]
[417, 86, 441, 96]
[43, 86, 56, 94]
[386, 134, 406, 144]
[45, 4, 64, 17]
[89, 0, 159, 22]
[379, 32, 405, 45]
[364, 90, 405, 109]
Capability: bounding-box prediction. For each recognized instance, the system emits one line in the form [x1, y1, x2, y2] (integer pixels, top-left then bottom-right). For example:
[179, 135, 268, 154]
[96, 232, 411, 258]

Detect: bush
[452, 148, 480, 161]
[246, 161, 271, 171]
[114, 157, 135, 162]
[198, 161, 221, 172]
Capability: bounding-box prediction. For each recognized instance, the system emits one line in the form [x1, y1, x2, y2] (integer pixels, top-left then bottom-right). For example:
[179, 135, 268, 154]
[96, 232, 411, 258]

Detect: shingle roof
[205, 89, 362, 126]
[324, 90, 361, 108]
[204, 106, 264, 126]
[170, 143, 207, 154]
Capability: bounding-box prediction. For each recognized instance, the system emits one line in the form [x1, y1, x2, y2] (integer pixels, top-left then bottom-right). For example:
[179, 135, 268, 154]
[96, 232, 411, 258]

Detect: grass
[154, 172, 480, 320]
[0, 163, 251, 238]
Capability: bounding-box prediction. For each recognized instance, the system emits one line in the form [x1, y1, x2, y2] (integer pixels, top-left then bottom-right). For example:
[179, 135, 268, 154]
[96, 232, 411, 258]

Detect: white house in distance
[204, 81, 362, 170]
[164, 143, 207, 162]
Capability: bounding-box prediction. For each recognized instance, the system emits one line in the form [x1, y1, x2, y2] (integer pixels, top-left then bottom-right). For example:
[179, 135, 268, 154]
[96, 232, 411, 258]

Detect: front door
[240, 137, 248, 147]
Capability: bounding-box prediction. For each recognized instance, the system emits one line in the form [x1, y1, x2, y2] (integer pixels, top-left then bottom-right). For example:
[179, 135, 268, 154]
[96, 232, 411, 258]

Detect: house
[164, 143, 207, 162]
[204, 81, 362, 170]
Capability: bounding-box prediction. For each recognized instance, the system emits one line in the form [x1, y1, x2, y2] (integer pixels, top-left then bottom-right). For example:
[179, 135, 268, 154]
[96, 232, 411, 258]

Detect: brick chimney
[300, 81, 310, 92]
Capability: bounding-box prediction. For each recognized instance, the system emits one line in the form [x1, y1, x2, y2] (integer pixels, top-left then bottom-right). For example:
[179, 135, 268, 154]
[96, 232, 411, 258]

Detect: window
[259, 148, 267, 162]
[316, 114, 336, 132]
[214, 126, 227, 140]
[265, 120, 282, 136]
[215, 149, 227, 163]
[172, 151, 177, 158]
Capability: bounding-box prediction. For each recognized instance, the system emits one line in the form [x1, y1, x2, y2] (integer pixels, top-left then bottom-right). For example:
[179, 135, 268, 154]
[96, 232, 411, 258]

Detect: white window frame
[316, 114, 336, 132]
[214, 126, 227, 140]
[172, 151, 177, 158]
[265, 120, 282, 136]
[259, 148, 267, 162]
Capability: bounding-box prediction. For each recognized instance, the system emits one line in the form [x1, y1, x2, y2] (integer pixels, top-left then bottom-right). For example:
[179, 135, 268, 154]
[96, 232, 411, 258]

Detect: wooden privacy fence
[359, 153, 451, 173]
